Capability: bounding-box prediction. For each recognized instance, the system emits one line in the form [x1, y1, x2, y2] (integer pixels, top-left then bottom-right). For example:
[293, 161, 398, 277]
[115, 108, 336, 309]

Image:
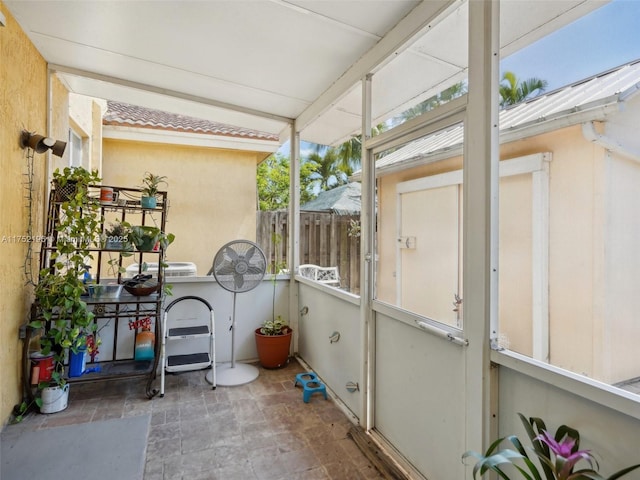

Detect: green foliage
[392, 82, 467, 127]
[306, 148, 348, 192]
[462, 413, 640, 480]
[499, 71, 548, 108]
[12, 393, 44, 423]
[32, 166, 104, 388]
[257, 153, 316, 210]
[52, 166, 102, 189]
[128, 225, 175, 251]
[139, 172, 167, 197]
[259, 316, 289, 336]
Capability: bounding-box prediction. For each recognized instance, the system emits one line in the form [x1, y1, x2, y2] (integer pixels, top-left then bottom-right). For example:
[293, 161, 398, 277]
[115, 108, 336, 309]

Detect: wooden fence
[256, 211, 361, 294]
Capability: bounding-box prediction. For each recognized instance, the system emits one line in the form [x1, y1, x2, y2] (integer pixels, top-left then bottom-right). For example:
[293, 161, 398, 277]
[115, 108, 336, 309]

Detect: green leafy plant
[259, 316, 289, 336]
[104, 221, 130, 242]
[16, 168, 103, 421]
[102, 221, 133, 277]
[30, 167, 104, 387]
[129, 225, 175, 252]
[463, 413, 640, 479]
[139, 172, 167, 198]
[52, 165, 101, 192]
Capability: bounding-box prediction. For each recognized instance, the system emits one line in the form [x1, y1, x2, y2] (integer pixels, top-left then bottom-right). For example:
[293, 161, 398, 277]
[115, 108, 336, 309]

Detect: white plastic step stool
[160, 295, 215, 396]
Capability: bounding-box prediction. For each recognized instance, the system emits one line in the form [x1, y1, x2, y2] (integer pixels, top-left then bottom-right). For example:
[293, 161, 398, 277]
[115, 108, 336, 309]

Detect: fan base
[206, 362, 259, 386]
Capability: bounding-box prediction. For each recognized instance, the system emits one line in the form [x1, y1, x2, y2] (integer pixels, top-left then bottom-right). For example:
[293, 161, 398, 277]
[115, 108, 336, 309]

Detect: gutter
[352, 101, 624, 180]
[581, 121, 640, 163]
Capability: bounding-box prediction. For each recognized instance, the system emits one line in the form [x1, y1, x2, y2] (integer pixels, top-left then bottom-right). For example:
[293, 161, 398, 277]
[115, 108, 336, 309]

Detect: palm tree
[499, 71, 548, 107]
[335, 122, 386, 173]
[396, 81, 467, 124]
[306, 148, 347, 191]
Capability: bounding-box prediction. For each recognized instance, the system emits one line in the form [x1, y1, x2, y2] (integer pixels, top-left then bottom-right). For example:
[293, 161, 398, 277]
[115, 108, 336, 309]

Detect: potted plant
[462, 413, 640, 479]
[254, 233, 291, 368]
[255, 316, 292, 369]
[129, 225, 175, 252]
[139, 172, 167, 209]
[103, 221, 130, 250]
[24, 167, 104, 415]
[52, 166, 101, 203]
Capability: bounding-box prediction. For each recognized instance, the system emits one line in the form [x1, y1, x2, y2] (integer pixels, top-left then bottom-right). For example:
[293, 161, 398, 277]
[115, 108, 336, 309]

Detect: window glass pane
[497, 0, 640, 396]
[69, 129, 82, 168]
[374, 121, 464, 329]
[298, 210, 360, 293]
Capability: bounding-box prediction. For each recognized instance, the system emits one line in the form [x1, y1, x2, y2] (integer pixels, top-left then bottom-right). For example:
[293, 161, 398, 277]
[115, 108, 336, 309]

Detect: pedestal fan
[206, 240, 266, 386]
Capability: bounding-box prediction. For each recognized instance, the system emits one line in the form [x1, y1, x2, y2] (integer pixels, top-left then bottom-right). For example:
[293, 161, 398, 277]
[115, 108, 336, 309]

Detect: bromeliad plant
[463, 413, 640, 480]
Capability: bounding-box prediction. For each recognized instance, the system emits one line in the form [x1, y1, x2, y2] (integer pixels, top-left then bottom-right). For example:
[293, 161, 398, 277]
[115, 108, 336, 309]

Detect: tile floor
[6, 360, 385, 480]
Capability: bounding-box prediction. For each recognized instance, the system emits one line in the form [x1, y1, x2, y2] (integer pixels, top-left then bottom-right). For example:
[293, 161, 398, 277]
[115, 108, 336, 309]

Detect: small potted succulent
[139, 172, 167, 209]
[103, 221, 130, 250]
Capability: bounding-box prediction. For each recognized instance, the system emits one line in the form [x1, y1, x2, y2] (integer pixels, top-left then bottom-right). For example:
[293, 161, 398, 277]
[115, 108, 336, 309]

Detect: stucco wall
[101, 139, 262, 276]
[0, 3, 48, 425]
[376, 157, 461, 305]
[503, 126, 603, 378]
[377, 124, 639, 385]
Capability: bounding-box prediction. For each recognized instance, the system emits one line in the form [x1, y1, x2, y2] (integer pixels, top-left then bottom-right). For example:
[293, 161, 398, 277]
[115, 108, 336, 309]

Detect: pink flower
[535, 430, 596, 480]
[535, 430, 576, 458]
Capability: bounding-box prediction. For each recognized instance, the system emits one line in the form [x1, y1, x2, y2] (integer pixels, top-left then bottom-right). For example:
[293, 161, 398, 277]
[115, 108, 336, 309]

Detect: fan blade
[234, 273, 245, 289]
[246, 265, 265, 275]
[225, 247, 239, 261]
[214, 260, 236, 276]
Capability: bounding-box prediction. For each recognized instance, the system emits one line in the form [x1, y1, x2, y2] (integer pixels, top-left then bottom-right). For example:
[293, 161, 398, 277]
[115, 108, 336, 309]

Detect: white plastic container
[40, 384, 69, 414]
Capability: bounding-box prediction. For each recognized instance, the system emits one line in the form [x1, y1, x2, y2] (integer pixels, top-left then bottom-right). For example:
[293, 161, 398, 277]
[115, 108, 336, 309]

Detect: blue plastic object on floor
[295, 372, 328, 403]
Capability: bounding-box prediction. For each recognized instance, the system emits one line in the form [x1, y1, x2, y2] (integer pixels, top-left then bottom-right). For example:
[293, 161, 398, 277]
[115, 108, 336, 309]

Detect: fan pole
[206, 291, 259, 386]
[230, 292, 236, 368]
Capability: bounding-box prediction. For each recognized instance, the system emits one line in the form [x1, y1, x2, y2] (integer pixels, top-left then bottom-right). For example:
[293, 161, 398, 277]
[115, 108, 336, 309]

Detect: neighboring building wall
[376, 156, 461, 306]
[101, 139, 262, 275]
[378, 123, 640, 385]
[502, 126, 602, 379]
[48, 75, 70, 175]
[68, 92, 106, 172]
[0, 4, 48, 424]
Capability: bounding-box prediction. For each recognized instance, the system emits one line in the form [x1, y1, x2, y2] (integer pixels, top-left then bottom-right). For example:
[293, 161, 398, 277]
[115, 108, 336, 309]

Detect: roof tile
[103, 101, 279, 141]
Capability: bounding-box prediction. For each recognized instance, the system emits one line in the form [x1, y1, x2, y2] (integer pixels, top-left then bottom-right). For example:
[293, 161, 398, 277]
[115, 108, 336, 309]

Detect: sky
[283, 0, 640, 156]
[501, 0, 640, 92]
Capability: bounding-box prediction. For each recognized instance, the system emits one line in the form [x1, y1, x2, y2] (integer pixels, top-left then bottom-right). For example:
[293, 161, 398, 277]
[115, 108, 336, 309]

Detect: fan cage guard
[211, 240, 267, 292]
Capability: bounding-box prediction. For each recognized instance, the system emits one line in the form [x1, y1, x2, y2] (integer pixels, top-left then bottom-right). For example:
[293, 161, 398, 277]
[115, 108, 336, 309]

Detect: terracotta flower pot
[254, 327, 292, 369]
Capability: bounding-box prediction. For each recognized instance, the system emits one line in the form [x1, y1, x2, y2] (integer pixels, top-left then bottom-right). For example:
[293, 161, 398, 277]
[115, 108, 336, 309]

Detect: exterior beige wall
[48, 75, 71, 175]
[0, 2, 48, 425]
[498, 173, 533, 355]
[378, 124, 637, 384]
[102, 139, 262, 275]
[377, 157, 461, 305]
[68, 93, 106, 172]
[503, 126, 603, 379]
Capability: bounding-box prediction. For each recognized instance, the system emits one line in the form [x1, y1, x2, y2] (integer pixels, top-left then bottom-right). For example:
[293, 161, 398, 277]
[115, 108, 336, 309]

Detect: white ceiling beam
[49, 63, 294, 125]
[295, 0, 459, 132]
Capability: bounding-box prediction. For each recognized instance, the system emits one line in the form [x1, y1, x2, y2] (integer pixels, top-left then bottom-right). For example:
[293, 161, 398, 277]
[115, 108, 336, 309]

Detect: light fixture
[20, 130, 67, 157]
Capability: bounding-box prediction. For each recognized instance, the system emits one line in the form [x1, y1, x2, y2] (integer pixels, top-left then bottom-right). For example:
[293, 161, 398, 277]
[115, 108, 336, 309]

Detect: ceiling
[5, 0, 606, 147]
